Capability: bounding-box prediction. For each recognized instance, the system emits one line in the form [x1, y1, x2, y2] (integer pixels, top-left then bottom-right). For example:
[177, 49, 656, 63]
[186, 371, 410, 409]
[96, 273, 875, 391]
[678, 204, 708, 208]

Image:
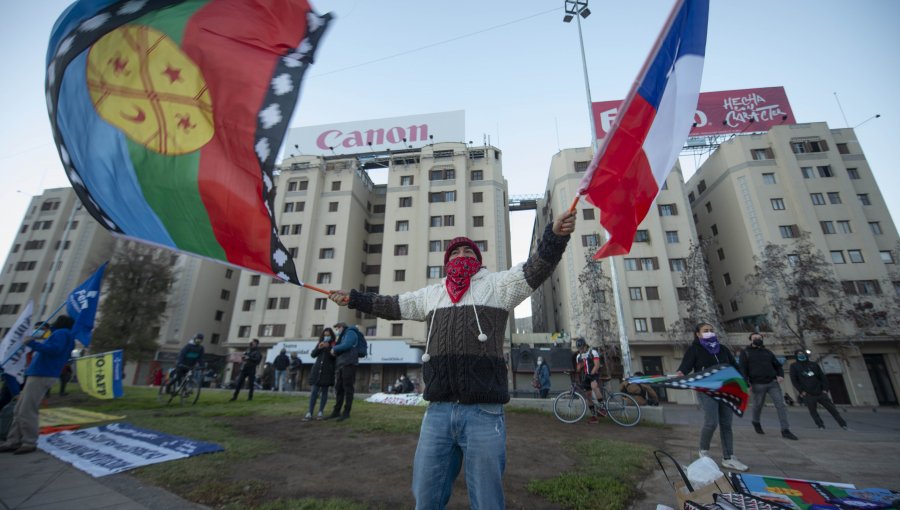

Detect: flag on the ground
[45, 0, 331, 283]
[578, 0, 709, 258]
[0, 300, 34, 396]
[627, 364, 748, 416]
[75, 350, 124, 399]
[730, 473, 861, 509]
[66, 262, 107, 347]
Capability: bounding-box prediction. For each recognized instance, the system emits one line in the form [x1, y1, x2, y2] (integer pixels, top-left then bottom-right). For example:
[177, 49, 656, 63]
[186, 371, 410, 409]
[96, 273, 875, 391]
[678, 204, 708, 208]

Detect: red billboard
[591, 86, 795, 139]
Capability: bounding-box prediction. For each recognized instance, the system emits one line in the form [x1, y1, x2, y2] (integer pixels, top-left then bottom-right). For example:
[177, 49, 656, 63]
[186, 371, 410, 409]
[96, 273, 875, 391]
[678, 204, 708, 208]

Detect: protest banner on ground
[38, 407, 124, 427]
[365, 392, 426, 406]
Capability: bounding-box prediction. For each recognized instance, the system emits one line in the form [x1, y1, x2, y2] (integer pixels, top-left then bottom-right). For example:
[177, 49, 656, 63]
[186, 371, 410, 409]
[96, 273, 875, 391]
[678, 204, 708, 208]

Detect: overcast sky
[2, 1, 898, 319]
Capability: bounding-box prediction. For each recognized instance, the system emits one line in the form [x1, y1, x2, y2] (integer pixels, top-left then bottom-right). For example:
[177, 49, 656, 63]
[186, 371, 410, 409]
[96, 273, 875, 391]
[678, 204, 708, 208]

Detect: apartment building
[530, 147, 699, 403]
[225, 142, 512, 391]
[0, 187, 240, 386]
[686, 122, 900, 406]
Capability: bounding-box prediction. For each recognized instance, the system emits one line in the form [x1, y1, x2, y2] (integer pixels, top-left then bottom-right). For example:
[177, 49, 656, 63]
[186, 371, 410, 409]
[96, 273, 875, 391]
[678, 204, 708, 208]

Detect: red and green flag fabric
[626, 364, 749, 416]
[728, 473, 896, 509]
[45, 0, 331, 283]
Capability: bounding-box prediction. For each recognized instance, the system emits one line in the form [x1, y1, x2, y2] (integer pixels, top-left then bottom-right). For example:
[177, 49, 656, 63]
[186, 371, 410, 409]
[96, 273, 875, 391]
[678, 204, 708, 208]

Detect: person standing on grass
[328, 210, 575, 509]
[305, 328, 336, 421]
[230, 339, 262, 401]
[288, 352, 302, 391]
[273, 348, 290, 392]
[0, 315, 75, 455]
[740, 333, 798, 440]
[326, 322, 362, 422]
[677, 322, 748, 472]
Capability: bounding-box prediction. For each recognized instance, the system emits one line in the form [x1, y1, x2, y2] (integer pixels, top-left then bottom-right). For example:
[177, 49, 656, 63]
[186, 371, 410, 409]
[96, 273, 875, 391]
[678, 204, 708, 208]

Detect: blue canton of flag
[66, 263, 108, 347]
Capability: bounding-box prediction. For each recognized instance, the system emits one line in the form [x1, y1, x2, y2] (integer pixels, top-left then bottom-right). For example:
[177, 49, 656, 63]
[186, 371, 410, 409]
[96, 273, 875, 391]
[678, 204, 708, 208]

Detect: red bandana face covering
[445, 256, 481, 303]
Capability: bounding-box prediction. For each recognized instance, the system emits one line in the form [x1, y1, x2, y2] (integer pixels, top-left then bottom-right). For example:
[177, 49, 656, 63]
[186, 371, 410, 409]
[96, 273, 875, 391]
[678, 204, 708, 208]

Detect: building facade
[225, 142, 512, 391]
[686, 122, 900, 406]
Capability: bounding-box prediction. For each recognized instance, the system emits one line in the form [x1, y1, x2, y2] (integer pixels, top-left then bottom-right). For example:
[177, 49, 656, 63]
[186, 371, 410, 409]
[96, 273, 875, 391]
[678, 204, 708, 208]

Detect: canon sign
[285, 110, 465, 157]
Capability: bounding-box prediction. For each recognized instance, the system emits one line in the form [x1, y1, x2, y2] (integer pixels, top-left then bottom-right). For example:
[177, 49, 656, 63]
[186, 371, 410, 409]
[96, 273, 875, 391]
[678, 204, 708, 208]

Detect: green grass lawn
[53, 386, 653, 510]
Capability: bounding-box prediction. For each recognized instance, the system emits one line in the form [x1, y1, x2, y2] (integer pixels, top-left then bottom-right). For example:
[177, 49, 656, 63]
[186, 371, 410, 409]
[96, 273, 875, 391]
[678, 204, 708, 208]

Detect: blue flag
[66, 263, 108, 347]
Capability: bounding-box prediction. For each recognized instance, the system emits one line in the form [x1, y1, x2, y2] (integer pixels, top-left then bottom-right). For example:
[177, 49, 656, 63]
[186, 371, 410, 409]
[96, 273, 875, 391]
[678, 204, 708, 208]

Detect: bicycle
[158, 366, 201, 405]
[553, 372, 641, 427]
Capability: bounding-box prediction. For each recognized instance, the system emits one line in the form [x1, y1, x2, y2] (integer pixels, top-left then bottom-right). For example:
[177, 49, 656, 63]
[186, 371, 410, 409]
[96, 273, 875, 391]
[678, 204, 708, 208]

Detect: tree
[575, 248, 620, 377]
[667, 238, 726, 347]
[744, 231, 841, 352]
[91, 241, 176, 361]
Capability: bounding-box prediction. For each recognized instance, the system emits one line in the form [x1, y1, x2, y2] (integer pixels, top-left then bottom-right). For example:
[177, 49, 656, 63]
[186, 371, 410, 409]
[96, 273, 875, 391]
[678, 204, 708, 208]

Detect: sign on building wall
[592, 86, 795, 139]
[285, 110, 465, 156]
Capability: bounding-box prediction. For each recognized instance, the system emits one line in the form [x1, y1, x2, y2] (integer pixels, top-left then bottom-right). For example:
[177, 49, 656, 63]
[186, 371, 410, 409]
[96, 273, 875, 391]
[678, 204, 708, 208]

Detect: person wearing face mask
[534, 356, 551, 398]
[327, 322, 363, 421]
[677, 322, 748, 472]
[230, 339, 262, 401]
[328, 210, 575, 510]
[305, 328, 336, 421]
[739, 333, 798, 440]
[790, 349, 848, 430]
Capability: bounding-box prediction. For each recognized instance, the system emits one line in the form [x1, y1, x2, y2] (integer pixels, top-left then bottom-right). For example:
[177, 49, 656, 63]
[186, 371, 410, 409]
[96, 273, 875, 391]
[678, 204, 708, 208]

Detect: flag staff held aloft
[565, 0, 710, 376]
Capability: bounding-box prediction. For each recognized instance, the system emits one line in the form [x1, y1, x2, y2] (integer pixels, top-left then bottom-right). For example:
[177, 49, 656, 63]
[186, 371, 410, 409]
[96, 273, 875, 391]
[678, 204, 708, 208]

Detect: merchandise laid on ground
[656, 449, 900, 510]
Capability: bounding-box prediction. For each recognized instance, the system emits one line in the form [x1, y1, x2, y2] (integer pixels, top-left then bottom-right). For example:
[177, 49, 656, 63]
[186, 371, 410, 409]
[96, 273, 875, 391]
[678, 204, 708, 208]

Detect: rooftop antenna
[833, 92, 850, 128]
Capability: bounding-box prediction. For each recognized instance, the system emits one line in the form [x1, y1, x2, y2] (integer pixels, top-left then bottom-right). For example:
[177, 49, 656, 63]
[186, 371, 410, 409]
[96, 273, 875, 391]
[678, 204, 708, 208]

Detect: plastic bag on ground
[686, 456, 724, 488]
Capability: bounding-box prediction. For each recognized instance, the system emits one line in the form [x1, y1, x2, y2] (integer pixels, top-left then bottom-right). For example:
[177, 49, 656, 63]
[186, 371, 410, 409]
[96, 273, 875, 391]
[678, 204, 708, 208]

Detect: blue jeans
[412, 402, 506, 510]
[308, 385, 329, 415]
[697, 392, 734, 458]
[274, 370, 287, 391]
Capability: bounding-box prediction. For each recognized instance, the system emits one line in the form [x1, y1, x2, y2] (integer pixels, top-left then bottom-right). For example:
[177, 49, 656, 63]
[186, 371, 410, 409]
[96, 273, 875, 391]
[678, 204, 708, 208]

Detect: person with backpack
[327, 322, 362, 422]
[305, 328, 336, 421]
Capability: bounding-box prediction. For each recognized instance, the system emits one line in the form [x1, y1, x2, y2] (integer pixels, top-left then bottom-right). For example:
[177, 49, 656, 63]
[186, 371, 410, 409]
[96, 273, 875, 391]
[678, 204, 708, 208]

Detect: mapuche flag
[578, 0, 708, 258]
[627, 364, 748, 416]
[46, 0, 331, 283]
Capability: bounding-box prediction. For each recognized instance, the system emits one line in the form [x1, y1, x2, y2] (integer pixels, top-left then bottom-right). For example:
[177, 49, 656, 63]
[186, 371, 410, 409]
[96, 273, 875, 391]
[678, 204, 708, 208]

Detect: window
[289, 247, 298, 258]
[443, 215, 455, 226]
[762, 173, 777, 184]
[837, 143, 849, 154]
[257, 324, 286, 337]
[395, 270, 406, 282]
[831, 251, 846, 264]
[250, 275, 260, 286]
[810, 193, 825, 205]
[705, 202, 712, 213]
[214, 310, 224, 321]
[677, 287, 690, 301]
[788, 254, 800, 266]
[881, 251, 895, 264]
[651, 318, 666, 332]
[283, 202, 295, 213]
[373, 204, 385, 214]
[821, 221, 836, 234]
[429, 191, 456, 203]
[220, 289, 231, 300]
[697, 180, 707, 194]
[392, 323, 404, 336]
[665, 231, 679, 244]
[574, 161, 590, 172]
[241, 299, 256, 312]
[473, 216, 484, 227]
[730, 300, 739, 312]
[640, 257, 659, 270]
[367, 244, 382, 254]
[427, 266, 445, 279]
[582, 234, 600, 247]
[293, 224, 302, 235]
[669, 259, 686, 271]
[751, 148, 774, 160]
[800, 167, 814, 179]
[396, 220, 409, 232]
[311, 324, 325, 337]
[634, 230, 650, 243]
[429, 169, 455, 181]
[9, 282, 28, 293]
[474, 240, 488, 252]
[658, 203, 678, 216]
[869, 222, 883, 235]
[328, 201, 338, 212]
[858, 280, 882, 295]
[237, 326, 251, 338]
[816, 165, 833, 178]
[297, 202, 305, 212]
[836, 220, 851, 234]
[330, 181, 341, 191]
[847, 168, 860, 180]
[394, 244, 408, 256]
[723, 273, 732, 286]
[624, 258, 639, 271]
[858, 194, 871, 206]
[473, 192, 483, 203]
[711, 224, 718, 236]
[280, 225, 290, 235]
[24, 240, 46, 250]
[645, 287, 660, 300]
[828, 192, 842, 204]
[791, 139, 828, 153]
[324, 224, 336, 236]
[629, 287, 643, 300]
[471, 170, 483, 181]
[717, 248, 725, 261]
[771, 198, 785, 210]
[634, 318, 648, 332]
[688, 192, 695, 203]
[582, 209, 595, 220]
[779, 225, 800, 238]
[848, 250, 864, 263]
[314, 298, 327, 310]
[399, 196, 412, 207]
[299, 180, 309, 191]
[316, 272, 332, 284]
[40, 200, 60, 211]
[267, 298, 278, 310]
[430, 216, 443, 227]
[429, 240, 442, 252]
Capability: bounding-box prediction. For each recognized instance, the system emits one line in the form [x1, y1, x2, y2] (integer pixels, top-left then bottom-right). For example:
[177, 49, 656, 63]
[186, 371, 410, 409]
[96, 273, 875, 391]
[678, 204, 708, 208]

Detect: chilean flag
[578, 0, 709, 258]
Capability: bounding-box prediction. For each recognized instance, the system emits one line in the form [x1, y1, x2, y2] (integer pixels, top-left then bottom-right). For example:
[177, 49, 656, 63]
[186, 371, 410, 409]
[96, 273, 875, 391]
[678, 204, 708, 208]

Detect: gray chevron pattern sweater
[348, 224, 569, 404]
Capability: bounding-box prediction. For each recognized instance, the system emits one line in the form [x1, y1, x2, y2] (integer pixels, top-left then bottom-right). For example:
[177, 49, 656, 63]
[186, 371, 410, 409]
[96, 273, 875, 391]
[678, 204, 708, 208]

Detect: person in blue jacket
[326, 322, 361, 422]
[0, 315, 75, 455]
[535, 356, 552, 398]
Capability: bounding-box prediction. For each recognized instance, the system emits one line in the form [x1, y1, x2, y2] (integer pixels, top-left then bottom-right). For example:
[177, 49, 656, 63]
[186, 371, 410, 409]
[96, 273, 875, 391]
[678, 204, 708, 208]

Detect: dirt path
[225, 410, 669, 509]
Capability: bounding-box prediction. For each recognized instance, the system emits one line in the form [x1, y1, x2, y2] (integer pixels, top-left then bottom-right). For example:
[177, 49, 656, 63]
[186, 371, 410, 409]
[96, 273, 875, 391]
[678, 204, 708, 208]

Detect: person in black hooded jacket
[790, 349, 847, 430]
[740, 333, 797, 440]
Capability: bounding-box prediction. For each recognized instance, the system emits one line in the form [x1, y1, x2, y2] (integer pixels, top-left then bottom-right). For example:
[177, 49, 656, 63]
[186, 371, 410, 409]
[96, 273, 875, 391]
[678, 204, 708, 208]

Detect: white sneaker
[699, 450, 710, 458]
[316, 411, 324, 420]
[302, 413, 312, 421]
[721, 457, 748, 471]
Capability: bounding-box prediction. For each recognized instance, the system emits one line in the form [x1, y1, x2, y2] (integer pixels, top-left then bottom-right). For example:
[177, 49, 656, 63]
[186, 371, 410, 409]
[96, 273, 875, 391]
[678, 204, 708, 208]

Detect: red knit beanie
[444, 237, 482, 265]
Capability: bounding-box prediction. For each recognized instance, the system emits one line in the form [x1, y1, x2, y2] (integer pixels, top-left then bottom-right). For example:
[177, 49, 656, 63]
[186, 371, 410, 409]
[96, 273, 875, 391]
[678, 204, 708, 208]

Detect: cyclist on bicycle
[574, 337, 605, 423]
[169, 333, 205, 393]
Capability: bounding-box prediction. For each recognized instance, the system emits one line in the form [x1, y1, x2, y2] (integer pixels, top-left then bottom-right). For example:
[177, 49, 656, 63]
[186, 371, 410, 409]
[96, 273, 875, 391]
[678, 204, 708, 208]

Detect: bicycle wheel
[605, 393, 641, 427]
[553, 391, 588, 424]
[166, 380, 180, 405]
[180, 378, 199, 406]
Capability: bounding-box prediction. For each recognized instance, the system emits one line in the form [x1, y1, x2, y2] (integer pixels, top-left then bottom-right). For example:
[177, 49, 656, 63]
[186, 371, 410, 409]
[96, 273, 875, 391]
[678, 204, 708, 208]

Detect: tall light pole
[564, 0, 634, 377]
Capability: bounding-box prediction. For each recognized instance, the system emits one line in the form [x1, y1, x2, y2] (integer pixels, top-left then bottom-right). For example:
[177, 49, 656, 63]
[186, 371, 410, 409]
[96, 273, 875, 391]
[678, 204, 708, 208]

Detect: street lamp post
[564, 0, 634, 377]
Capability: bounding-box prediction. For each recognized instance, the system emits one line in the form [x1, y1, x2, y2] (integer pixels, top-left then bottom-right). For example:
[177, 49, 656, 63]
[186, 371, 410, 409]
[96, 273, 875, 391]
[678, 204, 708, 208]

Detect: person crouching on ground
[328, 210, 575, 509]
